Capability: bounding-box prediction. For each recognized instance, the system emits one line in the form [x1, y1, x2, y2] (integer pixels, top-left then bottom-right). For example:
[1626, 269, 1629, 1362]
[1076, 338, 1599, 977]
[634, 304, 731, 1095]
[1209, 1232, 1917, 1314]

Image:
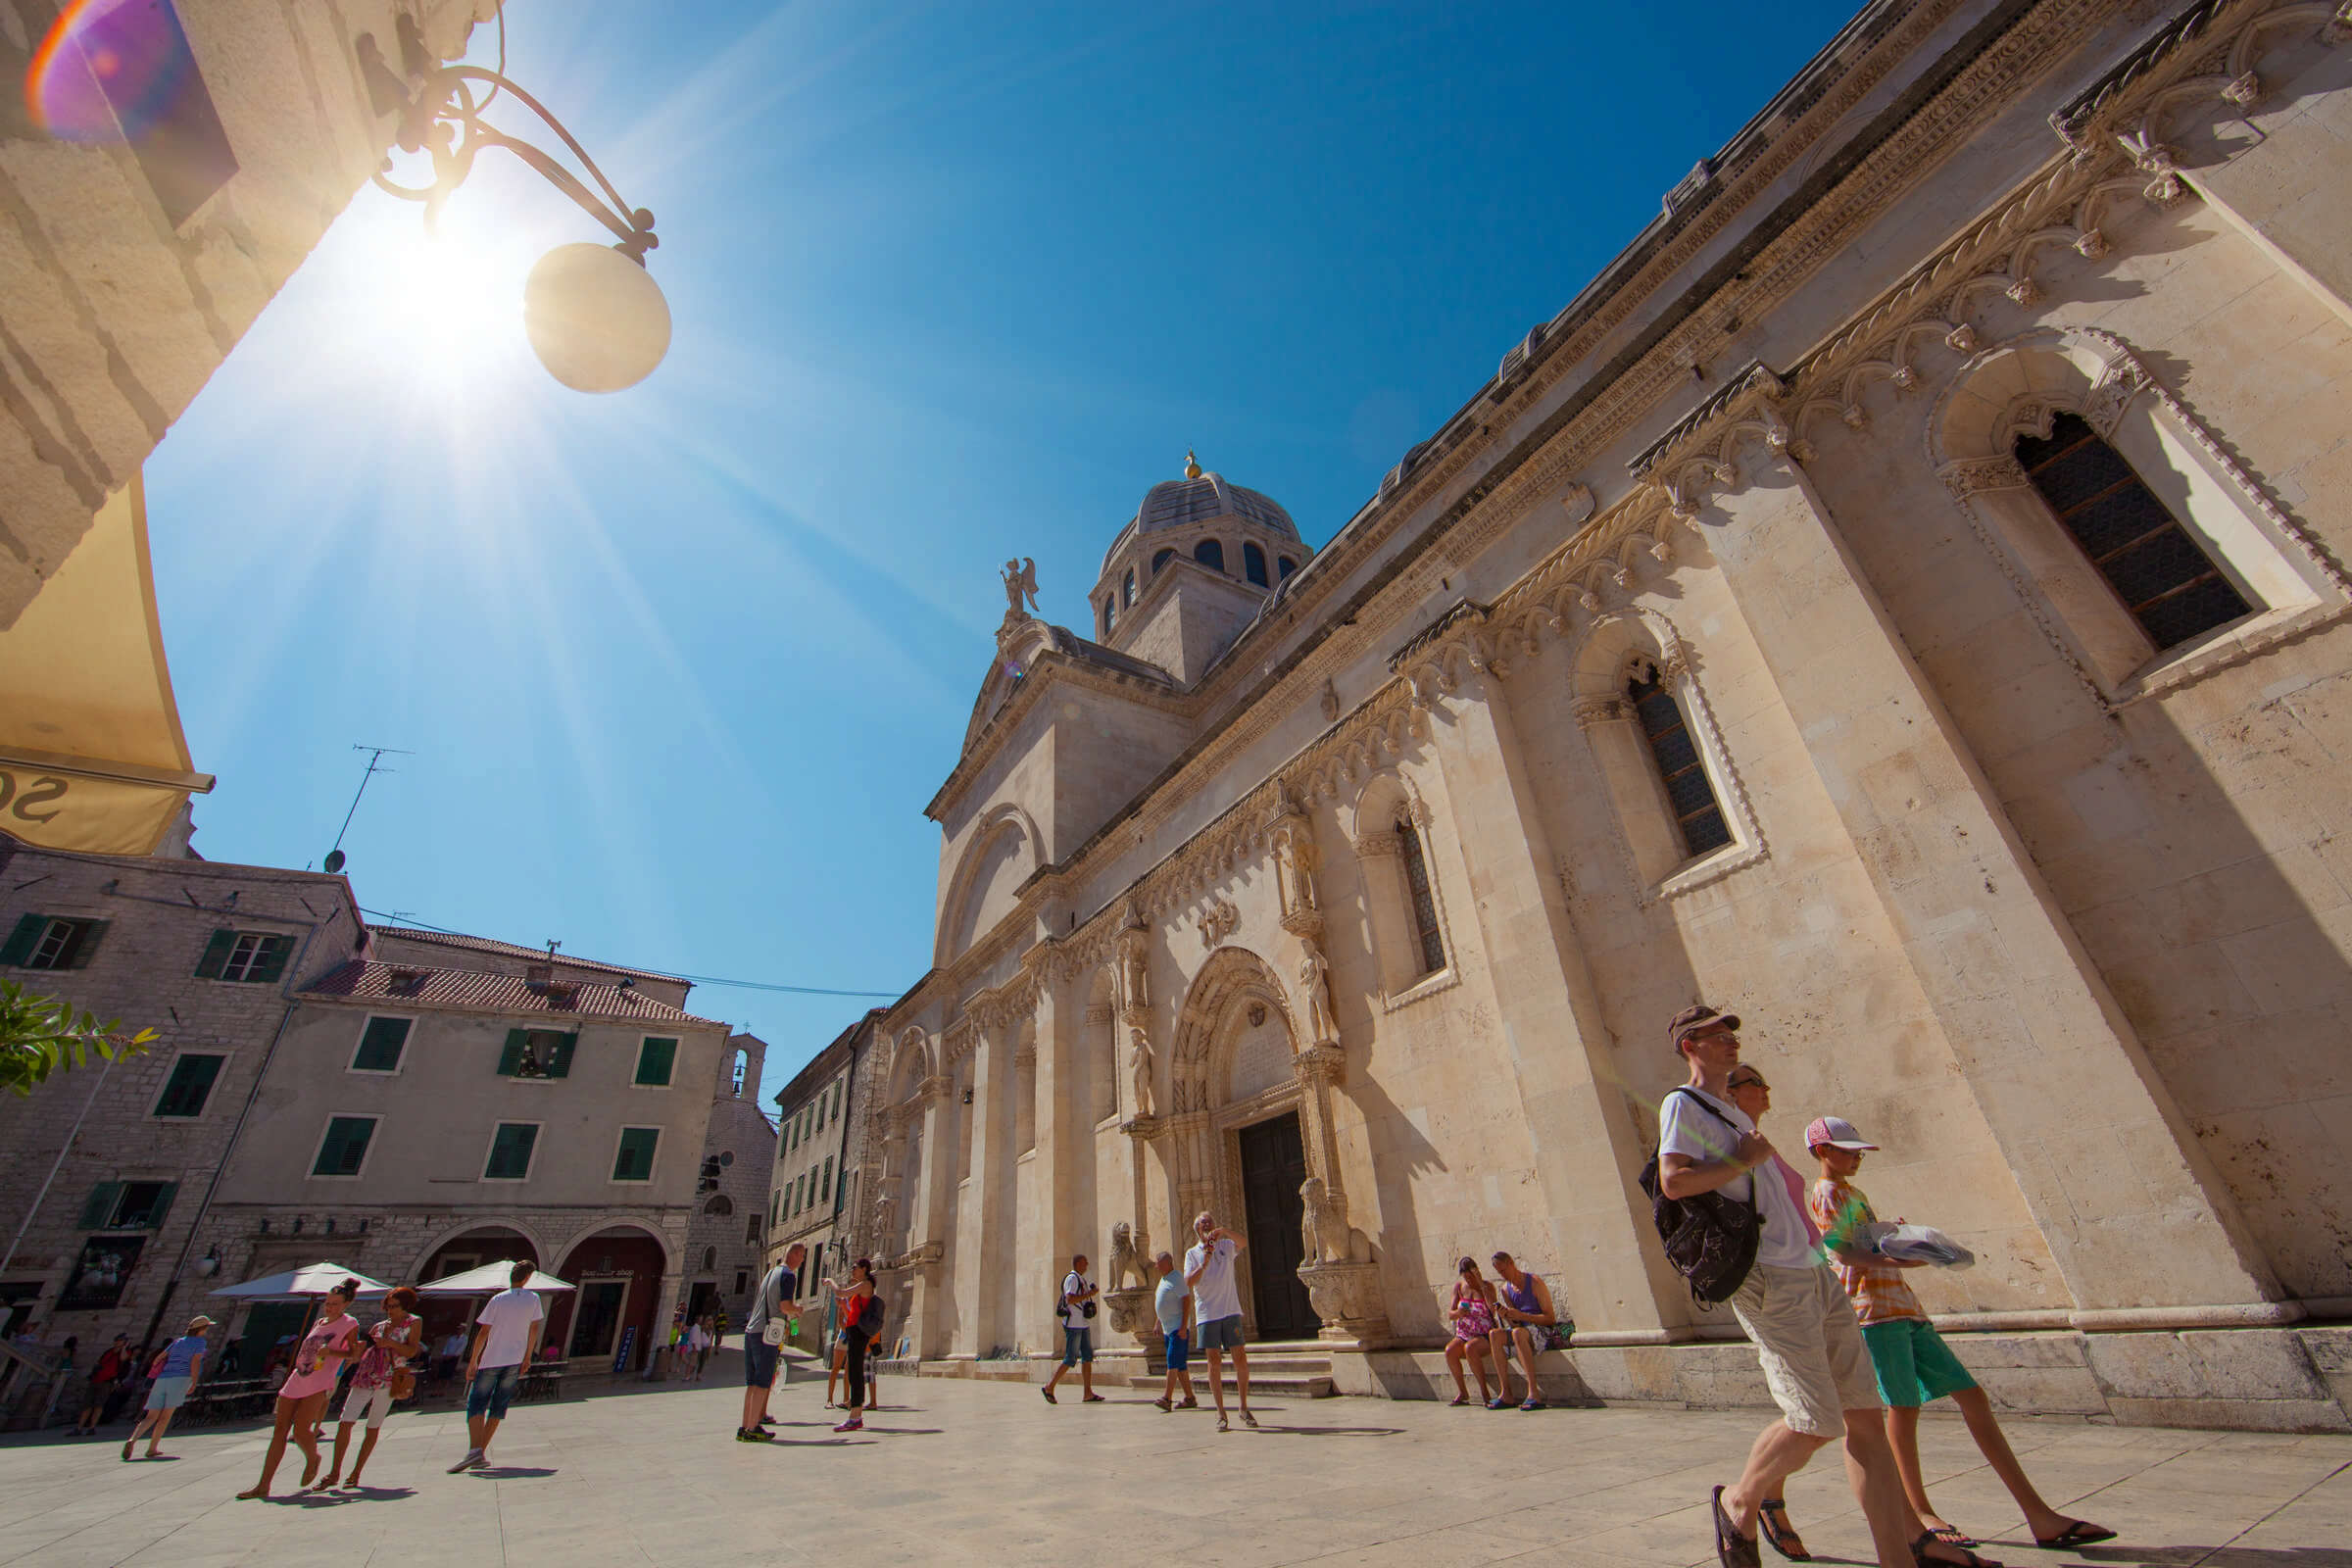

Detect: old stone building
[765, 1012, 886, 1335]
[858, 0, 2352, 1430]
[681, 1032, 778, 1329]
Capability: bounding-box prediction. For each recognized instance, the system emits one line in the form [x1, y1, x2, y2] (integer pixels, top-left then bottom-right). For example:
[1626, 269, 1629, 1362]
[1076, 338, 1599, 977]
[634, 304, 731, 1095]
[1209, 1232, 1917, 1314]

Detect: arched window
[1101, 596, 1116, 636]
[2015, 413, 2251, 651]
[1243, 542, 1269, 586]
[703, 1246, 717, 1271]
[704, 1193, 733, 1216]
[1122, 568, 1137, 607]
[1627, 660, 1731, 858]
[1194, 538, 1225, 573]
[1396, 818, 1446, 975]
[1277, 556, 1298, 580]
[1152, 548, 1175, 575]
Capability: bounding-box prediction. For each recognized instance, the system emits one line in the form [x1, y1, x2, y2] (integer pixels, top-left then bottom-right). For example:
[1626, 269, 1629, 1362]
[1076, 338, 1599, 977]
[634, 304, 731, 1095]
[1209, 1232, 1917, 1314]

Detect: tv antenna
[323, 745, 413, 874]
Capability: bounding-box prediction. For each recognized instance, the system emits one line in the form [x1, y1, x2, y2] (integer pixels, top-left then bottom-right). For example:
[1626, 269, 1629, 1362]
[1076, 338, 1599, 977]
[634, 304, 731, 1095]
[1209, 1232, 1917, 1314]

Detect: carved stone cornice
[915, 1074, 954, 1103]
[1572, 695, 1627, 732]
[1352, 831, 1400, 859]
[1937, 454, 2031, 501]
[1120, 1113, 1164, 1143]
[1292, 1043, 1346, 1086]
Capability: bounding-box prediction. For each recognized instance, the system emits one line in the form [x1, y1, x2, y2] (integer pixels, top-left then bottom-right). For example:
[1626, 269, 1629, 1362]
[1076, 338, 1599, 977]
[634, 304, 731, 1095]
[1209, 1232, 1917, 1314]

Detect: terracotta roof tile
[364, 924, 686, 983]
[303, 959, 723, 1027]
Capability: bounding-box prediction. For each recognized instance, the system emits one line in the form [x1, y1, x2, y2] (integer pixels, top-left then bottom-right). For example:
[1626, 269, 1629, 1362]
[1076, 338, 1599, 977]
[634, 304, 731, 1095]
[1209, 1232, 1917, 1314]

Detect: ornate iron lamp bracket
[357, 15, 657, 263]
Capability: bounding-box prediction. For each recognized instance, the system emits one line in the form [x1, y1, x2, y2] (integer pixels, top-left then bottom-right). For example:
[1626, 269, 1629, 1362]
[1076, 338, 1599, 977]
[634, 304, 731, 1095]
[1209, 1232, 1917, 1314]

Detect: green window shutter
[497, 1029, 527, 1077]
[314, 1116, 375, 1176]
[194, 928, 235, 979]
[486, 1123, 537, 1180]
[154, 1054, 223, 1118]
[822, 1157, 833, 1201]
[613, 1127, 658, 1182]
[144, 1181, 176, 1232]
[65, 920, 107, 970]
[635, 1037, 677, 1086]
[252, 934, 292, 984]
[353, 1017, 410, 1072]
[546, 1033, 577, 1079]
[0, 913, 42, 966]
[77, 1181, 123, 1230]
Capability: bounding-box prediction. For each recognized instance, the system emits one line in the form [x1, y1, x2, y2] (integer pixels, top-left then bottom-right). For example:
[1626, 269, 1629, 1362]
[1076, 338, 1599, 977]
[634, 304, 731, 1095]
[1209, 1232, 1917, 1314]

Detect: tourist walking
[1653, 1005, 1916, 1568]
[1445, 1257, 1499, 1406]
[681, 1317, 710, 1383]
[238, 1283, 362, 1498]
[1724, 1064, 1813, 1561]
[447, 1260, 544, 1474]
[696, 1314, 717, 1380]
[739, 1242, 804, 1442]
[1803, 1114, 2113, 1556]
[1486, 1251, 1569, 1410]
[122, 1317, 210, 1461]
[824, 1258, 878, 1434]
[74, 1334, 131, 1435]
[1041, 1252, 1102, 1403]
[316, 1285, 422, 1491]
[1185, 1211, 1254, 1431]
[1152, 1251, 1198, 1411]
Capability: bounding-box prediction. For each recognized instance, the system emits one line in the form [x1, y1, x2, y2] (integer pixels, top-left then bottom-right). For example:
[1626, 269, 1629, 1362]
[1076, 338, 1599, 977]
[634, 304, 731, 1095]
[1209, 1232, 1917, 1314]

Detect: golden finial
[1184, 448, 1201, 480]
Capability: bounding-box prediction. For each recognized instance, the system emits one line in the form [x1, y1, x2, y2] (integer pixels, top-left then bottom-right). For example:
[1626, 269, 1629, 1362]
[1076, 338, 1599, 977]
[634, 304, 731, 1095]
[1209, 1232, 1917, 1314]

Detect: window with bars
[612, 1127, 660, 1182]
[153, 1054, 224, 1118]
[1396, 819, 1446, 976]
[0, 914, 106, 970]
[2016, 414, 2253, 651]
[195, 928, 291, 984]
[1627, 662, 1733, 859]
[484, 1122, 539, 1181]
[313, 1116, 377, 1177]
[351, 1016, 410, 1073]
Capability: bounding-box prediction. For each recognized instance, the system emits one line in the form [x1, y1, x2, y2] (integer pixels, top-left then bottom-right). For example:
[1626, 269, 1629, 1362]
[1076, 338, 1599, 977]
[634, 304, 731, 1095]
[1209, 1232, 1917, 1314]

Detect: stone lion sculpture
[1299, 1176, 1352, 1266]
[1106, 1221, 1152, 1292]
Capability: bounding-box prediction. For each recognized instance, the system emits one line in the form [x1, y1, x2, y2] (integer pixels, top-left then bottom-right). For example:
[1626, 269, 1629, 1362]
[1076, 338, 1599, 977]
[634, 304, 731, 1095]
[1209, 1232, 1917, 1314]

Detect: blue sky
[143, 0, 1859, 1102]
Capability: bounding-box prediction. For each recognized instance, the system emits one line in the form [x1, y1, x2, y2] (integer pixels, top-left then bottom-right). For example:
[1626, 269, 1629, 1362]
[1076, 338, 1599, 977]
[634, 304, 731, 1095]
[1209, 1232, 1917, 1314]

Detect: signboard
[611, 1323, 636, 1376]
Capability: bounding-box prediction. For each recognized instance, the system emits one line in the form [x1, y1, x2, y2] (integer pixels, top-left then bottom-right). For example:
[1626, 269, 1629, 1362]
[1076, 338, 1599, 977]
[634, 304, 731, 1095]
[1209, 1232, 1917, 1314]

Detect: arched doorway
[1168, 947, 1321, 1342]
[553, 1227, 667, 1371]
[412, 1226, 539, 1369]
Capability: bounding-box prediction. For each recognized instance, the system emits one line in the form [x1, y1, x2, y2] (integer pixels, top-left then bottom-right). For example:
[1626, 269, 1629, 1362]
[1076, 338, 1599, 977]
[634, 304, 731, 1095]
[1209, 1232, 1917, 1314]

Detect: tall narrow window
[1243, 542, 1270, 586]
[1152, 548, 1175, 575]
[1277, 556, 1298, 580]
[2016, 414, 2251, 651]
[1194, 539, 1225, 573]
[1628, 662, 1731, 858]
[1396, 819, 1446, 975]
[1101, 598, 1115, 636]
[1122, 568, 1137, 606]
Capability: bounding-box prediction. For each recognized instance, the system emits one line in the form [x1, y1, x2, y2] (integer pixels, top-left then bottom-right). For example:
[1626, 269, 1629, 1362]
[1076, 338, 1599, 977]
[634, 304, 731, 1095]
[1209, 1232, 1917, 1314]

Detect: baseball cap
[1804, 1116, 1879, 1152]
[1667, 1003, 1740, 1052]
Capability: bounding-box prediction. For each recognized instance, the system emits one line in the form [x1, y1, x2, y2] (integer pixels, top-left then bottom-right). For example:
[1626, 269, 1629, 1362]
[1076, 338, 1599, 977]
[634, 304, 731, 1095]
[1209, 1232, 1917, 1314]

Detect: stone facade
[680, 1033, 777, 1329]
[853, 0, 2352, 1429]
[764, 1012, 885, 1339]
[0, 0, 499, 627]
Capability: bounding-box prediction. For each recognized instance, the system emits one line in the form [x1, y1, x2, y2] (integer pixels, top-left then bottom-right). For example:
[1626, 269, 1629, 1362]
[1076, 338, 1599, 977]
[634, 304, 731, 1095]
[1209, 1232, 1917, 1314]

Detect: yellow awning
[0, 470, 212, 854]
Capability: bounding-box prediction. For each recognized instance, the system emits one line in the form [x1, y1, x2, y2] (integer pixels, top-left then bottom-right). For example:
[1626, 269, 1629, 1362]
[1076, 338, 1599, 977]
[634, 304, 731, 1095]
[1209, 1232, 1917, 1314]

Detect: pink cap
[1804, 1115, 1878, 1152]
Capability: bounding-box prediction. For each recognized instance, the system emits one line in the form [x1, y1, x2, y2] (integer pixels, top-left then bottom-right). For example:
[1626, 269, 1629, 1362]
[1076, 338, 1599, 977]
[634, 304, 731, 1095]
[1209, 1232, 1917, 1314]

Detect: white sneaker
[446, 1448, 483, 1474]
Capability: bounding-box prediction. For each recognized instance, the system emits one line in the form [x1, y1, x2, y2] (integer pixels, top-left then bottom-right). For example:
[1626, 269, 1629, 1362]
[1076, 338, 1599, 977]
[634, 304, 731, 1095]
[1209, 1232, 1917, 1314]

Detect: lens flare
[25, 0, 200, 144]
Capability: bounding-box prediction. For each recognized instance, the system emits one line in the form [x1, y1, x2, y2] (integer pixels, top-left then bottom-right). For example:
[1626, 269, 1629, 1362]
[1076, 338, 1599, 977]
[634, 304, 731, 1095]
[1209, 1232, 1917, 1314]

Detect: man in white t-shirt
[449, 1260, 544, 1473]
[1040, 1253, 1102, 1404]
[1184, 1211, 1254, 1432]
[1656, 1004, 1911, 1568]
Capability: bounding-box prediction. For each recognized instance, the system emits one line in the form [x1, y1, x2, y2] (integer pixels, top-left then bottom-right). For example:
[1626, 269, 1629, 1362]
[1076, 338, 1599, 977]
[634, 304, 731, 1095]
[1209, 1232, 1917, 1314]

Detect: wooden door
[1237, 1112, 1320, 1341]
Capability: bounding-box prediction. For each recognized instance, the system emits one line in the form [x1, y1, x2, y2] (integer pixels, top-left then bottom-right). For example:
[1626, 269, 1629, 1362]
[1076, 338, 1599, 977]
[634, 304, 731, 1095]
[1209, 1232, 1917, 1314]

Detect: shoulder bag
[1638, 1087, 1762, 1306]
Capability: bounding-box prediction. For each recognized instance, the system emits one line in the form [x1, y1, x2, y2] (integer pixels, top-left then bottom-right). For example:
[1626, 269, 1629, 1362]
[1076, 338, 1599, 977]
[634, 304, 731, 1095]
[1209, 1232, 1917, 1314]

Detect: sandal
[1485, 1396, 1512, 1410]
[1713, 1485, 1762, 1568]
[1912, 1532, 2003, 1568]
[1449, 1393, 1470, 1406]
[1039, 1387, 1055, 1404]
[1927, 1525, 1979, 1548]
[2032, 1522, 2116, 1550]
[1759, 1499, 1811, 1562]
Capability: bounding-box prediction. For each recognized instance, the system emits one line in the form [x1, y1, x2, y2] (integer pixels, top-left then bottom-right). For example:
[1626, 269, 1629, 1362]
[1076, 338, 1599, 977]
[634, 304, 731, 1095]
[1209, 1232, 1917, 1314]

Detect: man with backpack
[1041, 1252, 1102, 1404]
[1654, 1004, 1914, 1568]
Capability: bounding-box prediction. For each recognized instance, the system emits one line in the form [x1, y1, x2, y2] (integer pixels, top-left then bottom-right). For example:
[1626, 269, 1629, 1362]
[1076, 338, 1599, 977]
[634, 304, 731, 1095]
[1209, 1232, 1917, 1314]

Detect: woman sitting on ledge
[1445, 1256, 1500, 1406]
[1488, 1250, 1570, 1412]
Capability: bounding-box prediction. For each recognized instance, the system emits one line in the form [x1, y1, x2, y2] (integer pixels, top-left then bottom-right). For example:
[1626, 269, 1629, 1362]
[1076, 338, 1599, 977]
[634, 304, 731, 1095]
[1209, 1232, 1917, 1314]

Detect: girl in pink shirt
[237, 1279, 362, 1500]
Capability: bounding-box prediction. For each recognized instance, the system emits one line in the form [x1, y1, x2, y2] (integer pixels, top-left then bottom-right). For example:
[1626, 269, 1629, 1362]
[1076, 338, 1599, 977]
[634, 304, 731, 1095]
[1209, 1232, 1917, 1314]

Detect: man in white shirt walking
[1185, 1211, 1254, 1432]
[1041, 1252, 1103, 1404]
[449, 1260, 544, 1473]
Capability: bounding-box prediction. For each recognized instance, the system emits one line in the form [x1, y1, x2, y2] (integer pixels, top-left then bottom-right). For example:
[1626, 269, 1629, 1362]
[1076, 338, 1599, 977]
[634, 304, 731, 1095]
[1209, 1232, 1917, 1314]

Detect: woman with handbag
[825, 1258, 878, 1433]
[312, 1286, 422, 1492]
[237, 1279, 363, 1499]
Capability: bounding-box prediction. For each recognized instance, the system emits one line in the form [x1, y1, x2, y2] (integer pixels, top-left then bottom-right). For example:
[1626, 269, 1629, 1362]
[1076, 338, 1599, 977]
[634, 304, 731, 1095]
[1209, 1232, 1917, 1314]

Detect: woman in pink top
[237, 1279, 362, 1500]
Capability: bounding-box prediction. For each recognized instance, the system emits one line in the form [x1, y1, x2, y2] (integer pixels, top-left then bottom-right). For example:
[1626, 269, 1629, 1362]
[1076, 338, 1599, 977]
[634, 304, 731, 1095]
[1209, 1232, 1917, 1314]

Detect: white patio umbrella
[416, 1260, 575, 1295]
[208, 1262, 392, 1301]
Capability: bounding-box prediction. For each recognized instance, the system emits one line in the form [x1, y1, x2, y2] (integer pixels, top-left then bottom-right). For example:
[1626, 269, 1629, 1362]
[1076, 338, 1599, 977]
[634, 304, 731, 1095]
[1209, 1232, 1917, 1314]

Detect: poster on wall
[59, 1235, 145, 1310]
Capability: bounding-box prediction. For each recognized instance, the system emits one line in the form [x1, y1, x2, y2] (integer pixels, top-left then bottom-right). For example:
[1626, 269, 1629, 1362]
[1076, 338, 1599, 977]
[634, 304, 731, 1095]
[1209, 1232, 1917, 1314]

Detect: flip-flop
[1039, 1387, 1055, 1404]
[1448, 1394, 1470, 1406]
[2032, 1522, 2117, 1549]
[1713, 1485, 1763, 1568]
[1758, 1498, 1811, 1561]
[1912, 1532, 2004, 1568]
[1928, 1525, 1979, 1548]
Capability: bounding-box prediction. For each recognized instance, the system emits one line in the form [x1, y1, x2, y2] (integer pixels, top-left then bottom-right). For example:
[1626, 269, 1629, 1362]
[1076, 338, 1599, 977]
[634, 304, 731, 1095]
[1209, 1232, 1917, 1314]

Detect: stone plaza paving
[1, 1365, 2347, 1567]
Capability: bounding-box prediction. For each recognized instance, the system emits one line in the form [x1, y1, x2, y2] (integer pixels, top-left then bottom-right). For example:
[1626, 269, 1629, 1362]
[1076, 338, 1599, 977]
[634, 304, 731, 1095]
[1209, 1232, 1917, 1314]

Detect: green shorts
[1860, 1317, 1978, 1407]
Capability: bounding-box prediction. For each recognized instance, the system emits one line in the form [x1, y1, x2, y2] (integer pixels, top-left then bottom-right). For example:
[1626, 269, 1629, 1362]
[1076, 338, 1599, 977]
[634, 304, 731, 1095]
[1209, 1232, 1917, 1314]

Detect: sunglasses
[1728, 1075, 1768, 1091]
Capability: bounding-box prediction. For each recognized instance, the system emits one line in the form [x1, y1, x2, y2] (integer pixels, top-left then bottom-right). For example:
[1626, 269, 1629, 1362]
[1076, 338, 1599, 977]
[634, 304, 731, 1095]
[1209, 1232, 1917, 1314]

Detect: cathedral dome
[1101, 458, 1298, 578]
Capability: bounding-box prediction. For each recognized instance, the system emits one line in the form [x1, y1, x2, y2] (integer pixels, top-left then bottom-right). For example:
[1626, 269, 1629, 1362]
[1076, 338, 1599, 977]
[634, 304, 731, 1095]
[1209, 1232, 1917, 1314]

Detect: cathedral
[852, 0, 2352, 1429]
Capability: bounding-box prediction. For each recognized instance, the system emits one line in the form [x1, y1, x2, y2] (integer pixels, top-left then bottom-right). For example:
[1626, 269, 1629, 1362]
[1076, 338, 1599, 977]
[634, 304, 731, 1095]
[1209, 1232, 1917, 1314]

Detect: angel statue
[1001, 557, 1039, 619]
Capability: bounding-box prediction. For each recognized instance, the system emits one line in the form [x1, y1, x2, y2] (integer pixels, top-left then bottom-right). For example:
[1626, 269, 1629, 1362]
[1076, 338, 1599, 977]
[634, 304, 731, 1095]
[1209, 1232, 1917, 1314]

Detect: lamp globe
[523, 241, 671, 393]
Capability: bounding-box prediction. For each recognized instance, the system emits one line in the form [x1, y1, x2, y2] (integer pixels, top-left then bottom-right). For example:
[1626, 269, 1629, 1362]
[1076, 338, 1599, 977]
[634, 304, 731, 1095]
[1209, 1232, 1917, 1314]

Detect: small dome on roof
[1134, 472, 1298, 541]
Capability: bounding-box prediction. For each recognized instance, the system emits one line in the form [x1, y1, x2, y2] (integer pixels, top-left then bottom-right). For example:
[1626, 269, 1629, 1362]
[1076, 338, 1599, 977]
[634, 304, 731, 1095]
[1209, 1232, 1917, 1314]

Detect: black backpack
[1638, 1087, 1761, 1306]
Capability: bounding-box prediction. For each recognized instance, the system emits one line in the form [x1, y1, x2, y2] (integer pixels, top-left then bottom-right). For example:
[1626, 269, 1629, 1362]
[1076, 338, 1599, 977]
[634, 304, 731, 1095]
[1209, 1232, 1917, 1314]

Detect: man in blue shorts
[450, 1260, 542, 1473]
[1151, 1251, 1197, 1412]
[739, 1242, 806, 1443]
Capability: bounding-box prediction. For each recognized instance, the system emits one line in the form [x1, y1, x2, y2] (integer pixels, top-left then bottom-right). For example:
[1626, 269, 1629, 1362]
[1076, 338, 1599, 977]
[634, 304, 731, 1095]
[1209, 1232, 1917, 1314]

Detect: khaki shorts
[1729, 1264, 1881, 1438]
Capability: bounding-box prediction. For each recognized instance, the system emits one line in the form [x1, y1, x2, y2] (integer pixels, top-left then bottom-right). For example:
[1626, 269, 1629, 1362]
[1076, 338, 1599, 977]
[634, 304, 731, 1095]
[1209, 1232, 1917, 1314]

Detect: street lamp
[356, 15, 669, 393]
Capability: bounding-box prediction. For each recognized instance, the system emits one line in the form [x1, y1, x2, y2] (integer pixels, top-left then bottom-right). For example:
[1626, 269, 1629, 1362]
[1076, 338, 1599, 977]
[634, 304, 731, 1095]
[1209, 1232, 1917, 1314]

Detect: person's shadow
[467, 1465, 556, 1479]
